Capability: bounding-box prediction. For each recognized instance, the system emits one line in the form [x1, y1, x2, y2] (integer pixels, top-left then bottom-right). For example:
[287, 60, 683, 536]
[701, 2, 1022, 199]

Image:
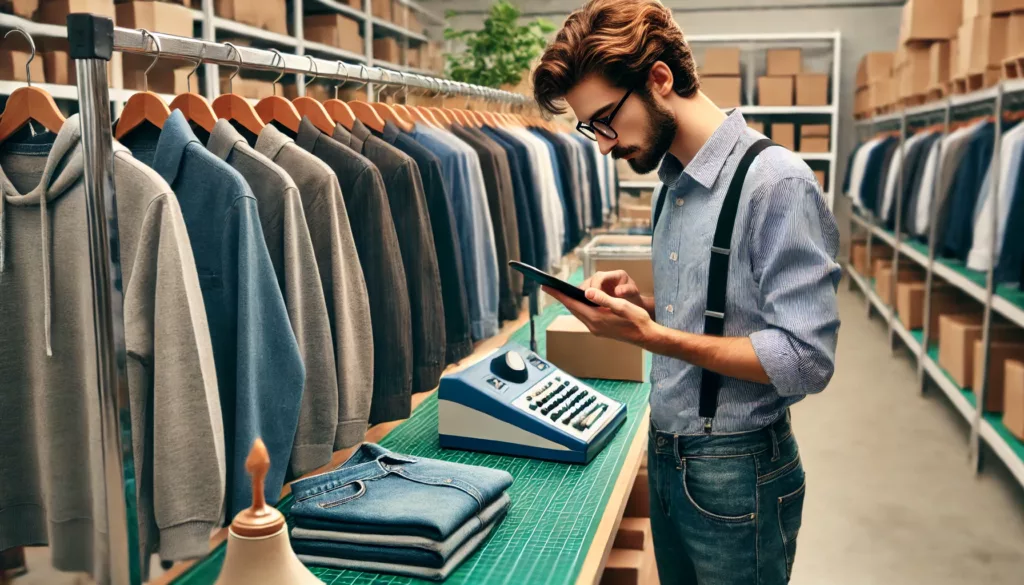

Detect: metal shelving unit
[847, 78, 1024, 492]
[0, 0, 444, 102]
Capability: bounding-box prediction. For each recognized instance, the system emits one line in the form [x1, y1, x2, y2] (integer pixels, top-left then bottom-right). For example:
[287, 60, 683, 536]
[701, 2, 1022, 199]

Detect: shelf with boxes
[689, 32, 840, 208]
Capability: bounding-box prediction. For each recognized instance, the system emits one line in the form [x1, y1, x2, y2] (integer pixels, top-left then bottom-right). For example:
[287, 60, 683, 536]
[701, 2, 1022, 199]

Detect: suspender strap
[653, 182, 668, 232]
[699, 138, 775, 432]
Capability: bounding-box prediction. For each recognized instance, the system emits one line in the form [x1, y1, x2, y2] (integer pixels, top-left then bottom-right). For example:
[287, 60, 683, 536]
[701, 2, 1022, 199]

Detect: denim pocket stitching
[318, 480, 367, 509]
[295, 468, 388, 502]
[389, 468, 485, 507]
[777, 481, 806, 579]
[681, 457, 757, 524]
[757, 453, 802, 486]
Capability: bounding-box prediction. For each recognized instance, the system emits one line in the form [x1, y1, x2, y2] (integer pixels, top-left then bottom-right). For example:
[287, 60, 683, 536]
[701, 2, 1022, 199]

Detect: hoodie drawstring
[40, 194, 51, 357]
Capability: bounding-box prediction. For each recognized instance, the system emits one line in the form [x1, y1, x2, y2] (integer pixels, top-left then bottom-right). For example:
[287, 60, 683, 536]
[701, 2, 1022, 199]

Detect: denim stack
[288, 443, 514, 581]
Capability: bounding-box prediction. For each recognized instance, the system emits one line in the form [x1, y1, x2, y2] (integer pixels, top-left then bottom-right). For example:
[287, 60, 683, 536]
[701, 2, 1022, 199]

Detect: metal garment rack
[63, 13, 527, 585]
[848, 78, 1024, 495]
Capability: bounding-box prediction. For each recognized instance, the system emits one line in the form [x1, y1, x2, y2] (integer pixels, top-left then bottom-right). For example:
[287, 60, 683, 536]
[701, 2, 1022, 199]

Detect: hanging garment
[481, 126, 538, 286]
[532, 128, 579, 251]
[206, 119, 338, 477]
[868, 137, 899, 218]
[548, 130, 587, 237]
[486, 125, 550, 273]
[841, 142, 863, 196]
[253, 123, 375, 447]
[966, 121, 1024, 272]
[378, 120, 473, 363]
[999, 167, 1024, 283]
[333, 119, 446, 394]
[858, 136, 897, 215]
[571, 132, 605, 229]
[940, 122, 996, 260]
[0, 115, 225, 581]
[845, 136, 884, 209]
[901, 133, 941, 236]
[879, 131, 926, 226]
[917, 123, 982, 240]
[410, 124, 499, 340]
[285, 119, 412, 424]
[121, 110, 303, 519]
[509, 126, 566, 269]
[451, 124, 522, 321]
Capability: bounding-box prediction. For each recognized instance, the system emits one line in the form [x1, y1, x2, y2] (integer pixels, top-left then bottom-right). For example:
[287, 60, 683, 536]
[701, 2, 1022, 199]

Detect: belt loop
[673, 435, 683, 470]
[769, 425, 780, 462]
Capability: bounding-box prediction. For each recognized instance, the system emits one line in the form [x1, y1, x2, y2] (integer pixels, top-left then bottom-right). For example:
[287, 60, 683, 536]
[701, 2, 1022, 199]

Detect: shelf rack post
[67, 12, 139, 585]
[201, 0, 217, 100]
[888, 111, 908, 352]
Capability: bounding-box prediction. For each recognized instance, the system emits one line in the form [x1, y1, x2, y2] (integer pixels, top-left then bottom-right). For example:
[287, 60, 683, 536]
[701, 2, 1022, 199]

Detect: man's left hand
[543, 285, 660, 347]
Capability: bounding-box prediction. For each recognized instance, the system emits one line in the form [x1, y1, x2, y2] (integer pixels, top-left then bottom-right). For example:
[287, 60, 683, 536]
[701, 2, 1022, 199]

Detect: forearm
[639, 294, 657, 319]
[643, 323, 771, 384]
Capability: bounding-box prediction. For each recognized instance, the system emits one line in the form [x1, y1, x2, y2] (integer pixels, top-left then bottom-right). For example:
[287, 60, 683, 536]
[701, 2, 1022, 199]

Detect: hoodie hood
[0, 114, 129, 356]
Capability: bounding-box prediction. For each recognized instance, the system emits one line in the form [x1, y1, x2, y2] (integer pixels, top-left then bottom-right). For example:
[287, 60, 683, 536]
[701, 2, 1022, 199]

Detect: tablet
[509, 261, 599, 307]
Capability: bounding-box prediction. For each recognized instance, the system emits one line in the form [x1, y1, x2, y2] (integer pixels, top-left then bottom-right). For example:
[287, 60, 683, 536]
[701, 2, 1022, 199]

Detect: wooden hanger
[255, 49, 301, 133]
[322, 61, 357, 130]
[0, 28, 64, 143]
[369, 70, 414, 132]
[428, 106, 453, 126]
[114, 30, 170, 140]
[211, 43, 265, 135]
[168, 45, 216, 133]
[345, 64, 387, 132]
[291, 56, 337, 135]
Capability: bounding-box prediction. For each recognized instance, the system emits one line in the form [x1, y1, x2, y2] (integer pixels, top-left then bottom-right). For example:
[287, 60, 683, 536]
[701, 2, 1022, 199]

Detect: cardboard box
[406, 46, 421, 68]
[958, 15, 1009, 75]
[929, 41, 951, 87]
[618, 202, 652, 225]
[702, 47, 741, 76]
[872, 257, 914, 279]
[800, 136, 829, 153]
[214, 0, 287, 35]
[964, 0, 1024, 18]
[748, 121, 765, 134]
[1007, 12, 1024, 59]
[219, 75, 274, 99]
[373, 38, 401, 64]
[801, 124, 830, 137]
[856, 52, 895, 88]
[771, 123, 795, 151]
[896, 283, 971, 333]
[116, 1, 194, 38]
[1, 0, 39, 18]
[758, 76, 794, 106]
[973, 339, 1024, 411]
[39, 0, 115, 24]
[701, 76, 741, 108]
[0, 50, 45, 83]
[624, 469, 650, 518]
[546, 315, 647, 382]
[900, 43, 932, 97]
[592, 257, 654, 297]
[372, 0, 392, 21]
[951, 37, 961, 79]
[304, 14, 364, 55]
[124, 62, 188, 94]
[876, 263, 924, 306]
[900, 0, 962, 43]
[766, 48, 801, 76]
[1003, 360, 1024, 440]
[795, 73, 828, 105]
[813, 169, 826, 190]
[851, 241, 869, 274]
[939, 313, 1024, 387]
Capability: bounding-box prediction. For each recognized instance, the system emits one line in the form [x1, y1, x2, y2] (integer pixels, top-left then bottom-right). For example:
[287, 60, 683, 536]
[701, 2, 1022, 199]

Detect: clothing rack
[62, 13, 530, 585]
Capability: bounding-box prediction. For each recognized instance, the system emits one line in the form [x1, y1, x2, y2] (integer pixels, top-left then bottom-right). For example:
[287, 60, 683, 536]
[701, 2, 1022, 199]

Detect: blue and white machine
[438, 342, 627, 464]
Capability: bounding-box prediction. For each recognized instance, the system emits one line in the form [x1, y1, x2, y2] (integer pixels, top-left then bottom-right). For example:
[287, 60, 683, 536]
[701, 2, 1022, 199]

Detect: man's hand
[580, 270, 656, 318]
[543, 285, 660, 347]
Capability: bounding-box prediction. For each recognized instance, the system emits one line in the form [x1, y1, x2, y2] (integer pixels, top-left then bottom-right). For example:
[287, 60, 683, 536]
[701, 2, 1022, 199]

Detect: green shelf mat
[925, 343, 977, 408]
[174, 270, 652, 585]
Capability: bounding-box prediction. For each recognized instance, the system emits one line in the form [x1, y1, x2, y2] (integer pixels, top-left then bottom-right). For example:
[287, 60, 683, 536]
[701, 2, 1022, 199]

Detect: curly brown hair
[532, 0, 700, 114]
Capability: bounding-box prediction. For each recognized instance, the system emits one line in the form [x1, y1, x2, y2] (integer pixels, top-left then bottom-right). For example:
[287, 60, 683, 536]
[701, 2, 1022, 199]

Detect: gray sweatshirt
[207, 120, 338, 476]
[255, 124, 374, 448]
[0, 115, 225, 582]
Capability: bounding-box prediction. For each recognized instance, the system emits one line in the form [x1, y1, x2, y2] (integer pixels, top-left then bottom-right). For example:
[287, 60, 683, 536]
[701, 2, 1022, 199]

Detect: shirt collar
[658, 109, 746, 190]
[332, 122, 357, 149]
[255, 122, 294, 161]
[207, 118, 246, 162]
[351, 118, 372, 142]
[295, 116, 322, 152]
[150, 110, 198, 185]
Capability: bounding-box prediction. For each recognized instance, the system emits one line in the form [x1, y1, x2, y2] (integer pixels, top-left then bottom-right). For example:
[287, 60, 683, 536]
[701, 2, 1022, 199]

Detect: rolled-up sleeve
[747, 177, 841, 396]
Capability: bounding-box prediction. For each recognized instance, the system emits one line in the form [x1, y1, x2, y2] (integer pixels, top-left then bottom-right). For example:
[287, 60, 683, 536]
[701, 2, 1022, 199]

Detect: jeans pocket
[681, 456, 757, 523]
[319, 480, 367, 509]
[777, 481, 805, 580]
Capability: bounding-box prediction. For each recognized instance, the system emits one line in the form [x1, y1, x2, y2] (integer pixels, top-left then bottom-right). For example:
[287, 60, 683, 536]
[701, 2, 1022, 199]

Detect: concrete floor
[8, 286, 1024, 584]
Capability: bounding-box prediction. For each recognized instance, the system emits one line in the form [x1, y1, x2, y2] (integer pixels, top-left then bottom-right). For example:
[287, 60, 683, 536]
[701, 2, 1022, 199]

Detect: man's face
[564, 74, 677, 174]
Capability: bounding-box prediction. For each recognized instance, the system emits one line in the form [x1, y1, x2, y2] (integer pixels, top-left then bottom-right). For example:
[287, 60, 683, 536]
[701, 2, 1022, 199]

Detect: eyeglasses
[576, 88, 633, 141]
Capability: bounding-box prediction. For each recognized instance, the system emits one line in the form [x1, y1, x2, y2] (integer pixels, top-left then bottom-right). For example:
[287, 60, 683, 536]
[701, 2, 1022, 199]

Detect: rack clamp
[67, 13, 114, 61]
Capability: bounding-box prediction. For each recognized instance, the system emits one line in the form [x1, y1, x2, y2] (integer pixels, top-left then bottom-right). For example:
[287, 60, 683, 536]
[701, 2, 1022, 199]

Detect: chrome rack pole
[68, 13, 139, 585]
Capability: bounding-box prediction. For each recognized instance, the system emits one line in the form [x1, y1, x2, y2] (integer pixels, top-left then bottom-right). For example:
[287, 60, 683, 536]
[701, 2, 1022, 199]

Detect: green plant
[444, 0, 556, 89]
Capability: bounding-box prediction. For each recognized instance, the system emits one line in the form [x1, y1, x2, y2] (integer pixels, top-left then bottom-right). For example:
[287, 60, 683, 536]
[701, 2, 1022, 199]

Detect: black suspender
[653, 138, 776, 434]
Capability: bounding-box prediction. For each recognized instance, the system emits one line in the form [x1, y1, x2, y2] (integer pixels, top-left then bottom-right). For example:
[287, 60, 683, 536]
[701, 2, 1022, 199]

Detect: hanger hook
[186, 43, 205, 94]
[354, 64, 371, 93]
[138, 29, 162, 94]
[396, 71, 409, 103]
[304, 55, 318, 88]
[269, 48, 286, 95]
[380, 69, 398, 101]
[4, 27, 35, 87]
[223, 42, 242, 94]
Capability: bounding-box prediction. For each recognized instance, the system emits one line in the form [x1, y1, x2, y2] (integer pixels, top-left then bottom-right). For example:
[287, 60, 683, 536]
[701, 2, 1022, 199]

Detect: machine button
[490, 350, 529, 383]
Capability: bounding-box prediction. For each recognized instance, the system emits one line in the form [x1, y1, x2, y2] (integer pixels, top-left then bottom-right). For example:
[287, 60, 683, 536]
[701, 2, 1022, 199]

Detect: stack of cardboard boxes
[799, 123, 830, 153]
[757, 48, 830, 107]
[895, 0, 961, 102]
[699, 47, 742, 108]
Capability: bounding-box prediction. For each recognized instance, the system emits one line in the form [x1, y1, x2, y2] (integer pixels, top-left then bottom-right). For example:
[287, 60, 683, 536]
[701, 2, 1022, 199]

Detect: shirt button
[675, 198, 684, 207]
[666, 304, 674, 313]
[669, 252, 678, 262]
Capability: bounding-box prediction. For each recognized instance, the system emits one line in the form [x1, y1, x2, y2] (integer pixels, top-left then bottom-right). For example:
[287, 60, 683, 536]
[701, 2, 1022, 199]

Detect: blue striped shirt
[652, 111, 841, 435]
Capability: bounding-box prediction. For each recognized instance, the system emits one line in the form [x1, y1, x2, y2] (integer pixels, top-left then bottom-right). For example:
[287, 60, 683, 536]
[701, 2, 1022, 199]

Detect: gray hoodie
[0, 115, 225, 582]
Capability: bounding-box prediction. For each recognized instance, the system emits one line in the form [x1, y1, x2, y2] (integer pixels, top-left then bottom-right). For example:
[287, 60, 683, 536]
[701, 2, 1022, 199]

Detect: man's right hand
[581, 270, 653, 316]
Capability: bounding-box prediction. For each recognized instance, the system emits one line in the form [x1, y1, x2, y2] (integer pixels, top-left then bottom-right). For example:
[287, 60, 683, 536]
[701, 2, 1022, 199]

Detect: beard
[612, 93, 677, 175]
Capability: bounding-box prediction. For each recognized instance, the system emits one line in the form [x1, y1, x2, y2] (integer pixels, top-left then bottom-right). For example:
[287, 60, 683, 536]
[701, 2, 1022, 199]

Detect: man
[532, 1, 841, 583]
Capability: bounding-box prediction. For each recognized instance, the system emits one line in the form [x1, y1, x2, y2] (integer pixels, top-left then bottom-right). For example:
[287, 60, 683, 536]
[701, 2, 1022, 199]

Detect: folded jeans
[289, 443, 513, 541]
[291, 493, 509, 569]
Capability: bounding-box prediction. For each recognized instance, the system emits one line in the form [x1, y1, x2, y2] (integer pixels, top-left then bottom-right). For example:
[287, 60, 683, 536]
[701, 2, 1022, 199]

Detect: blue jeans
[289, 443, 513, 540]
[648, 412, 805, 585]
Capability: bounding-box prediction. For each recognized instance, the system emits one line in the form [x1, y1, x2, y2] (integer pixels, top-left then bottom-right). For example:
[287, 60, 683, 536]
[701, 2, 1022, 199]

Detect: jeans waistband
[650, 411, 792, 458]
[290, 444, 418, 500]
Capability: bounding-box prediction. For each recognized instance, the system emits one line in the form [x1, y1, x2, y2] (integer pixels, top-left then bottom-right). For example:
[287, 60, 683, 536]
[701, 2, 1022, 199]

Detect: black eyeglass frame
[576, 88, 634, 141]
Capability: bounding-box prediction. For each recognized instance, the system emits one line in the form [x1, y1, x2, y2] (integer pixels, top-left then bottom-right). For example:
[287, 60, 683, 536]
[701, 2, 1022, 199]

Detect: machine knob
[491, 350, 529, 383]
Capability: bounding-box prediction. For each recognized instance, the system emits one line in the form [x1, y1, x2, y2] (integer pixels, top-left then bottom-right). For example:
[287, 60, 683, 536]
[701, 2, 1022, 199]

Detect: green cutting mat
[174, 272, 652, 585]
